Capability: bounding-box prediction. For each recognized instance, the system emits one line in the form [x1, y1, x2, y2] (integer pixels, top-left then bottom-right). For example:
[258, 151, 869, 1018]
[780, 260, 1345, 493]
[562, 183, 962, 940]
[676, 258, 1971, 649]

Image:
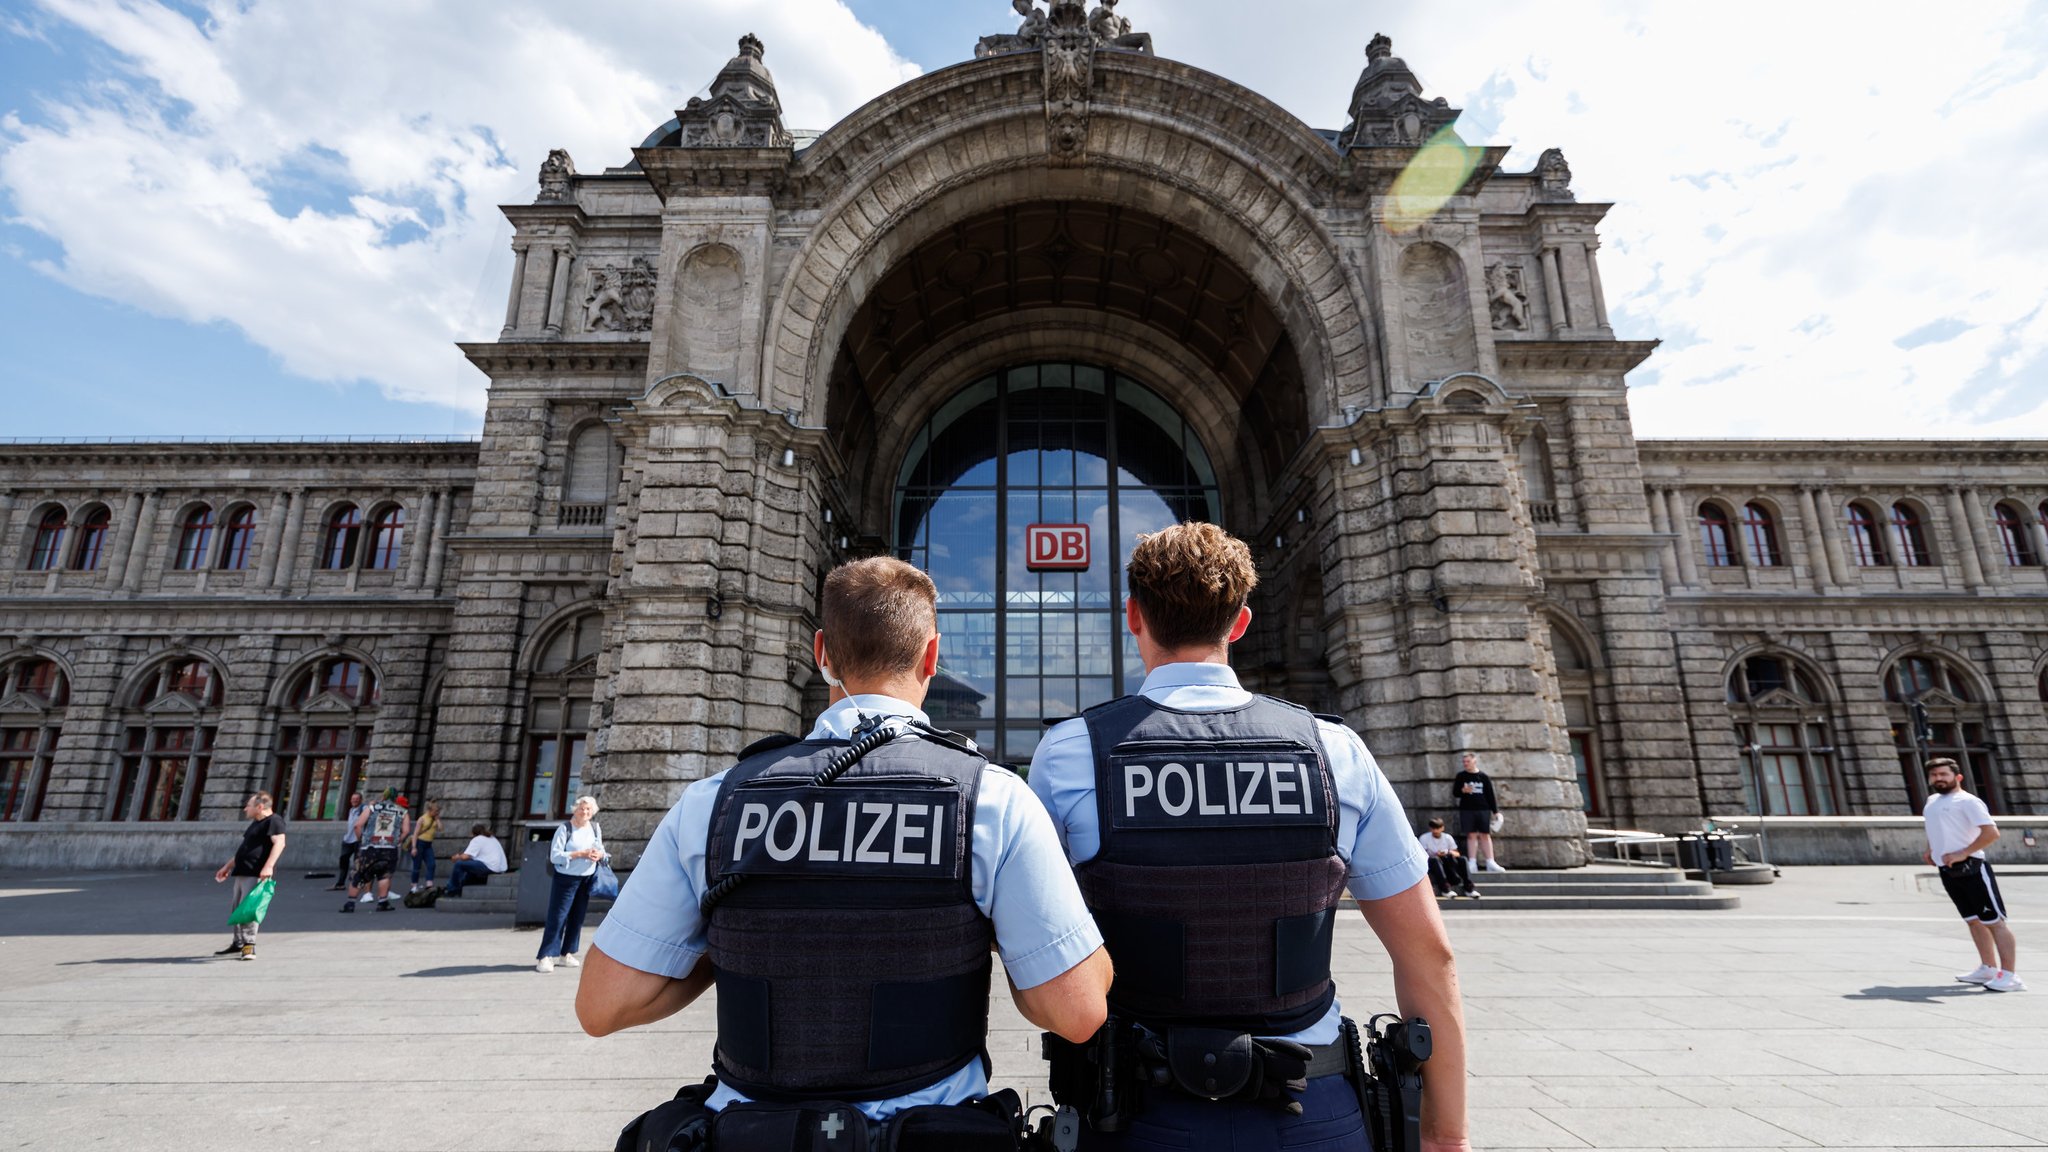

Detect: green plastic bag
[228, 879, 275, 926]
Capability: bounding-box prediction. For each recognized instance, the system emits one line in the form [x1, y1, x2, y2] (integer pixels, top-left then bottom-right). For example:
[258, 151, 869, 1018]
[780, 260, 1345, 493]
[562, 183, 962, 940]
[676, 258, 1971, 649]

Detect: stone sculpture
[1486, 263, 1530, 331]
[536, 149, 573, 202]
[1337, 34, 1461, 150]
[676, 35, 793, 149]
[583, 257, 657, 333]
[1536, 148, 1575, 201]
[976, 0, 1151, 58]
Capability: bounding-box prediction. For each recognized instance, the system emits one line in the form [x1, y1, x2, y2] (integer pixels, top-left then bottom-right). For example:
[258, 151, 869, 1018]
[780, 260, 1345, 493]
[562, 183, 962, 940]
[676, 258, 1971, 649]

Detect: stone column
[502, 246, 530, 335]
[1663, 489, 1700, 587]
[1583, 242, 1612, 332]
[426, 490, 454, 594]
[102, 492, 142, 586]
[403, 491, 434, 590]
[1796, 486, 1835, 589]
[543, 247, 573, 338]
[0, 491, 15, 563]
[271, 489, 306, 592]
[1944, 487, 1986, 589]
[1647, 486, 1682, 593]
[255, 490, 289, 588]
[1960, 488, 2004, 585]
[1813, 486, 1852, 584]
[119, 490, 160, 592]
[1540, 247, 1570, 336]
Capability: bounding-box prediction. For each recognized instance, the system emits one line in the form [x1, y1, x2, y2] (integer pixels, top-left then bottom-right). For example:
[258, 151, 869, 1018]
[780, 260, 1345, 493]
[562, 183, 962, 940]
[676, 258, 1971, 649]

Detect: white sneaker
[535, 957, 555, 973]
[1956, 964, 1999, 985]
[560, 953, 581, 968]
[1483, 860, 1507, 873]
[1985, 971, 2027, 993]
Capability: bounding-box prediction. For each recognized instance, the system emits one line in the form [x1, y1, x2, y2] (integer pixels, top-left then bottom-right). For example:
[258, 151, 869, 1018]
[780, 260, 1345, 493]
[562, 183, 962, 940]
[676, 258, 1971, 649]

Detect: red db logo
[1026, 524, 1091, 572]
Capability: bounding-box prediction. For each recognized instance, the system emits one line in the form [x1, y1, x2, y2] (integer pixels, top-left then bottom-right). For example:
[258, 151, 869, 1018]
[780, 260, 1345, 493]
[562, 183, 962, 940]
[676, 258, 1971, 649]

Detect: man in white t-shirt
[1922, 758, 2023, 992]
[1420, 817, 1479, 899]
[444, 824, 508, 897]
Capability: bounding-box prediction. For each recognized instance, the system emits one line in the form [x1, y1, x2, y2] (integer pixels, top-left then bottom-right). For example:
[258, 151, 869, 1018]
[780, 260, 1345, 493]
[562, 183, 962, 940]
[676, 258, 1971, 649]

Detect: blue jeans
[445, 859, 494, 896]
[538, 870, 594, 959]
[410, 842, 437, 885]
[1078, 1074, 1369, 1151]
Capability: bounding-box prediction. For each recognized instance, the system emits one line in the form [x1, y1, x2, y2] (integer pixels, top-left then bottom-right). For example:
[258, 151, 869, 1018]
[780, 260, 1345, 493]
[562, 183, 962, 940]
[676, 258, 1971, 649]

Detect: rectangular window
[526, 738, 559, 820]
[1, 728, 46, 821]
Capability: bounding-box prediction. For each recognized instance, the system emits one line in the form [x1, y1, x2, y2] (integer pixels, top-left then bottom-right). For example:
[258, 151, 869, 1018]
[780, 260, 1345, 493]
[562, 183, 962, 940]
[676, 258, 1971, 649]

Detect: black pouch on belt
[1164, 1028, 1255, 1099]
[711, 1100, 872, 1152]
[614, 1077, 717, 1152]
[884, 1090, 1026, 1151]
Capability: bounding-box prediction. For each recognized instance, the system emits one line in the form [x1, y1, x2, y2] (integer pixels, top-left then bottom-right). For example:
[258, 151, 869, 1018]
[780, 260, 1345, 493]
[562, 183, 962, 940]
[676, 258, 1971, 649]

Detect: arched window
[561, 425, 620, 528]
[522, 614, 602, 821]
[1741, 503, 1782, 567]
[1890, 502, 1931, 567]
[217, 506, 257, 571]
[1845, 502, 1887, 567]
[112, 657, 222, 822]
[272, 657, 380, 822]
[1519, 432, 1557, 523]
[27, 509, 66, 571]
[1727, 654, 1840, 816]
[366, 506, 405, 570]
[173, 505, 215, 570]
[1697, 503, 1738, 567]
[69, 506, 111, 571]
[0, 657, 67, 822]
[1994, 502, 2037, 566]
[1549, 624, 1602, 817]
[322, 504, 363, 570]
[1884, 653, 1999, 813]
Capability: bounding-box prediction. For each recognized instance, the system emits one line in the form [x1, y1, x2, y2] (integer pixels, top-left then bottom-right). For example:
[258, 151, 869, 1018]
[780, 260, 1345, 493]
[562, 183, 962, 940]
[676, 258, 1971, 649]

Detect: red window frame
[1890, 503, 1930, 567]
[1741, 503, 1781, 566]
[174, 506, 215, 570]
[28, 510, 66, 571]
[70, 508, 111, 571]
[1697, 503, 1738, 567]
[218, 506, 256, 571]
[366, 506, 405, 570]
[323, 505, 363, 570]
[1994, 503, 2036, 566]
[1846, 503, 1887, 567]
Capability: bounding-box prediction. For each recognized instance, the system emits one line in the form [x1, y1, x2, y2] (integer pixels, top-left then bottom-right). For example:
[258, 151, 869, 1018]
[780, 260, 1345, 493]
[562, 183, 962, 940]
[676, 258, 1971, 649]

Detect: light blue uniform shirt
[594, 694, 1105, 1120]
[1028, 662, 1429, 1046]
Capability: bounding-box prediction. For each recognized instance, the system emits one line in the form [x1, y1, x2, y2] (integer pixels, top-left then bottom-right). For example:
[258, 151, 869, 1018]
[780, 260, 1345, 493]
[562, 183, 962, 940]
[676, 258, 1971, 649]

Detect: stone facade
[2, 21, 2044, 868]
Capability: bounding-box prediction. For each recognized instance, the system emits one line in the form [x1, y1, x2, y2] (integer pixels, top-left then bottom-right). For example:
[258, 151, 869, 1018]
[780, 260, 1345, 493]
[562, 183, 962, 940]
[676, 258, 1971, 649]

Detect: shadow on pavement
[402, 964, 537, 978]
[58, 955, 213, 966]
[1844, 984, 1986, 1002]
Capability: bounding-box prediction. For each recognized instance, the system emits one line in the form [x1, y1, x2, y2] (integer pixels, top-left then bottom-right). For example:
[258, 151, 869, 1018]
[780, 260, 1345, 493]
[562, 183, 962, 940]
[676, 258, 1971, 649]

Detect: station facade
[3, 9, 2045, 868]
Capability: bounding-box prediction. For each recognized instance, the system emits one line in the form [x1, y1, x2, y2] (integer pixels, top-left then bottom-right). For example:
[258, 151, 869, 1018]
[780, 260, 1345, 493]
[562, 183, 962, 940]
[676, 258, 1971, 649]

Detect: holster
[615, 1077, 717, 1152]
[1347, 1016, 1430, 1152]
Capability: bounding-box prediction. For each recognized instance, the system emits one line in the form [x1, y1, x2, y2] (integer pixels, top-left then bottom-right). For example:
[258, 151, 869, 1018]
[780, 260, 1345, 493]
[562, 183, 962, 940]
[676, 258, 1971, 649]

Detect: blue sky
[3, 1, 2046, 440]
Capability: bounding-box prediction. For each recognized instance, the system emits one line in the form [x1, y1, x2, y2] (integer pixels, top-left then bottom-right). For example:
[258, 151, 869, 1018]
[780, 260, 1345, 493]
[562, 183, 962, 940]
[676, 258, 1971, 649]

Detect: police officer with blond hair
[577, 556, 1113, 1150]
[1030, 521, 1470, 1152]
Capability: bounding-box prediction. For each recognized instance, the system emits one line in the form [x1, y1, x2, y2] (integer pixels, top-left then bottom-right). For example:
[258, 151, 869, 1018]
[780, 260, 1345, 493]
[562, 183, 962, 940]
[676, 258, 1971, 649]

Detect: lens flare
[1385, 126, 1482, 234]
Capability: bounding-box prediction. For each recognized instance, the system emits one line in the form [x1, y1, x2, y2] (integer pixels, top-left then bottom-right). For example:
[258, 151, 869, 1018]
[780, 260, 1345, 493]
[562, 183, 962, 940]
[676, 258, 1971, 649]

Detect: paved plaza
[0, 865, 2042, 1151]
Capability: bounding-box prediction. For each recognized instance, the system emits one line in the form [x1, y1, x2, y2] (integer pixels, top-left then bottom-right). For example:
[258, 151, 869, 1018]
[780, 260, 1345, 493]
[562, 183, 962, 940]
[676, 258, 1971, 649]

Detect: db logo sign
[1026, 524, 1091, 571]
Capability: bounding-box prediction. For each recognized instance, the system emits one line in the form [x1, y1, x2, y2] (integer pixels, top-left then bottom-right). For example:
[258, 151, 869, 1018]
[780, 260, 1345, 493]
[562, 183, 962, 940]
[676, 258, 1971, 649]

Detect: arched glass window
[1697, 503, 1738, 567]
[272, 657, 379, 821]
[69, 506, 111, 571]
[1845, 502, 1887, 567]
[27, 509, 66, 571]
[1741, 503, 1782, 567]
[1890, 502, 1931, 567]
[1994, 502, 2037, 566]
[1884, 653, 1999, 813]
[522, 614, 602, 820]
[0, 658, 67, 822]
[217, 506, 257, 571]
[1727, 655, 1839, 816]
[366, 506, 405, 570]
[561, 426, 621, 528]
[112, 658, 222, 822]
[1549, 624, 1602, 817]
[323, 504, 363, 570]
[173, 505, 215, 570]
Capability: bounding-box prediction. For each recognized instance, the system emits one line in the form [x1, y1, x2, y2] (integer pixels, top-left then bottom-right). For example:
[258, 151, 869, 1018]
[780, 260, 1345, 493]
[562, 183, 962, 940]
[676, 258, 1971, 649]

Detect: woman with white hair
[537, 795, 608, 973]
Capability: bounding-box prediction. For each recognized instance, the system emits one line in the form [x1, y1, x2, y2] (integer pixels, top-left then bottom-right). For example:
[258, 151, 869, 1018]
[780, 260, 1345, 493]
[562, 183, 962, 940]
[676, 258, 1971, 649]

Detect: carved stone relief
[1485, 262, 1530, 332]
[1043, 2, 1096, 167]
[976, 0, 1151, 58]
[536, 149, 573, 202]
[1536, 148, 1575, 202]
[1398, 242, 1479, 383]
[671, 245, 744, 383]
[584, 256, 657, 334]
[676, 35, 793, 150]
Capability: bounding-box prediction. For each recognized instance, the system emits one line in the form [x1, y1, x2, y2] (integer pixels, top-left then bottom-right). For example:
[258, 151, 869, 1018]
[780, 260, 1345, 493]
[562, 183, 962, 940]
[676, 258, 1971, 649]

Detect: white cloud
[0, 0, 919, 413]
[7, 0, 2047, 437]
[1144, 0, 2048, 438]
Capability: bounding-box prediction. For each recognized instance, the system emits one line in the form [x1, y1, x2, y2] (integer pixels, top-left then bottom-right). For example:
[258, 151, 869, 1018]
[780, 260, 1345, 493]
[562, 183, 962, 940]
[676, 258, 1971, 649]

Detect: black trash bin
[1677, 832, 1734, 879]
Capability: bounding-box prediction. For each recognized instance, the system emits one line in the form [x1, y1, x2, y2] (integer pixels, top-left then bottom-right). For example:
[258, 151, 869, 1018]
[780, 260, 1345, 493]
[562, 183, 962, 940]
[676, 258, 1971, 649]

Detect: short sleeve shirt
[593, 693, 1103, 1120]
[232, 814, 287, 876]
[1924, 790, 1995, 861]
[1028, 662, 1429, 1046]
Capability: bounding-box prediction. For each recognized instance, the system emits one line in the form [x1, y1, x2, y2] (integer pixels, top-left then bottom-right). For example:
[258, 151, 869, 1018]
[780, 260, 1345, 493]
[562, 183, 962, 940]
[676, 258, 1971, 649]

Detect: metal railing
[557, 503, 610, 528]
[1586, 821, 1776, 876]
[1529, 500, 1560, 524]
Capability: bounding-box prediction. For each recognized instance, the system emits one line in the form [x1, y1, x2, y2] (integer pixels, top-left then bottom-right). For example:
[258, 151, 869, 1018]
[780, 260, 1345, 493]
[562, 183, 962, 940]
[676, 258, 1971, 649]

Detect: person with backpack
[342, 787, 408, 913]
[536, 795, 607, 973]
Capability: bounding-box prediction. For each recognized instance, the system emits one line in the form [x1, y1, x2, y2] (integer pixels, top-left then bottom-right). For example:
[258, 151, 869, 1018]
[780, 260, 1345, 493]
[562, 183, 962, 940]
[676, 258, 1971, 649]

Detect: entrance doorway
[893, 363, 1221, 765]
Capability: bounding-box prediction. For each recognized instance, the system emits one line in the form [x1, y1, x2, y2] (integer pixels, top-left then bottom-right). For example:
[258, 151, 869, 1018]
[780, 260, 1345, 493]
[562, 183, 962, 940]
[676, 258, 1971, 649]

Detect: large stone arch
[764, 51, 1375, 427]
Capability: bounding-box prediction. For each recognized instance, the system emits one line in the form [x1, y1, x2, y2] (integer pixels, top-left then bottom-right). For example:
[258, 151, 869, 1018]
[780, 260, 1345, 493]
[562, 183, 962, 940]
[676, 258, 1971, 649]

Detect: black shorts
[1456, 810, 1493, 838]
[354, 847, 399, 883]
[1938, 858, 2008, 924]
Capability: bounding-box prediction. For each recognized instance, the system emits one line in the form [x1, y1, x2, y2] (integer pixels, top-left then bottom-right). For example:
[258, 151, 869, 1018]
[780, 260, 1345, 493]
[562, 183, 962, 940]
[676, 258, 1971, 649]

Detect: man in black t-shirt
[213, 792, 286, 960]
[1451, 753, 1503, 872]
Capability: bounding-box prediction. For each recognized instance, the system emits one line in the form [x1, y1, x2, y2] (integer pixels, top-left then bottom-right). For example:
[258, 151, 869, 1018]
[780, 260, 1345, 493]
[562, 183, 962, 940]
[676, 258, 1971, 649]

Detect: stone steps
[1433, 867, 1740, 911]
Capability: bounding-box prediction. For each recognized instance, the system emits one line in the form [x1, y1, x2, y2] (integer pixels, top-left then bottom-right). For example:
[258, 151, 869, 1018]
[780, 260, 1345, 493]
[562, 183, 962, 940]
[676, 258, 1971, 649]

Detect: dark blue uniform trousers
[1077, 1074, 1370, 1151]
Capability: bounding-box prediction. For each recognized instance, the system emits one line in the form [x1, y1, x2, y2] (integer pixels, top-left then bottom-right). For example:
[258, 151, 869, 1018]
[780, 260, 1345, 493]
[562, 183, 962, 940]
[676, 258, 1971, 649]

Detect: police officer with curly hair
[1030, 522, 1470, 1152]
[576, 556, 1113, 1151]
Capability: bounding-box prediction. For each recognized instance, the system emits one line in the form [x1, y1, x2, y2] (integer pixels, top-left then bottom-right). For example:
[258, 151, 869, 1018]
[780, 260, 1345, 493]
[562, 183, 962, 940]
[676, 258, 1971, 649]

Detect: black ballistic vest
[1078, 694, 1348, 1036]
[704, 730, 994, 1102]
